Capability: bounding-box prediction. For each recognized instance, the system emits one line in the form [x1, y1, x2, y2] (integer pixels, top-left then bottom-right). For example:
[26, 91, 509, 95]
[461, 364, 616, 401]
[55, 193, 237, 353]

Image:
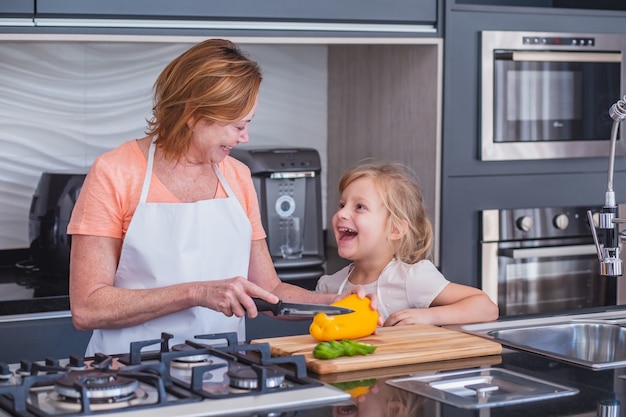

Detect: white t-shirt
[316, 258, 449, 320]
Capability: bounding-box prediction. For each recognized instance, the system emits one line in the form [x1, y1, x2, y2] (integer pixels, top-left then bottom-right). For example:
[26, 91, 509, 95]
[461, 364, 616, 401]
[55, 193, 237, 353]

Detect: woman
[68, 39, 345, 355]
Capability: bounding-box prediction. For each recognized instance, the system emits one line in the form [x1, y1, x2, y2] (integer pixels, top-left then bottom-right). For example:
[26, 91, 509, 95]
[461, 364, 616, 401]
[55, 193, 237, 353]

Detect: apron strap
[139, 139, 157, 203]
[338, 263, 390, 319]
[213, 163, 236, 198]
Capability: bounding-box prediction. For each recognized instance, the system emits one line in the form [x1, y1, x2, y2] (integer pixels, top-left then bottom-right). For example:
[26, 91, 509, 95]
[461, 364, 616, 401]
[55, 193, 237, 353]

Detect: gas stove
[0, 332, 349, 417]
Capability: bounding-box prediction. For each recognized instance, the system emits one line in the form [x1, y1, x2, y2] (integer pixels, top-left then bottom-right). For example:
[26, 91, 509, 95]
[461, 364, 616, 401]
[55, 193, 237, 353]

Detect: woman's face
[188, 101, 257, 164]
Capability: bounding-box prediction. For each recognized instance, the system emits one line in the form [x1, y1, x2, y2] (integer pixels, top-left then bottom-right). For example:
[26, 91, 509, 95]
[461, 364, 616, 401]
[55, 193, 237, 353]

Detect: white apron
[85, 141, 251, 355]
[337, 264, 389, 319]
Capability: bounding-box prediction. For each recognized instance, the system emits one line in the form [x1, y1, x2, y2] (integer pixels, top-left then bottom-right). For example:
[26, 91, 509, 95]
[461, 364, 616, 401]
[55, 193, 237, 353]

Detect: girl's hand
[383, 308, 430, 327]
[340, 285, 383, 327]
[341, 285, 379, 311]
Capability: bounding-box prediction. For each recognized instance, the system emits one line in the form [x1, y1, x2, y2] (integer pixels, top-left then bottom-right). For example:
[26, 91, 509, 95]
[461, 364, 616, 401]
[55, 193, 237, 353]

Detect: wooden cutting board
[252, 323, 502, 374]
[315, 354, 503, 383]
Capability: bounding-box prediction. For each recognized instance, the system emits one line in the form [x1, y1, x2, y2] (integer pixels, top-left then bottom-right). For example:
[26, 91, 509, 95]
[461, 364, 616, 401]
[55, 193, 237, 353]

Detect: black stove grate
[0, 332, 326, 417]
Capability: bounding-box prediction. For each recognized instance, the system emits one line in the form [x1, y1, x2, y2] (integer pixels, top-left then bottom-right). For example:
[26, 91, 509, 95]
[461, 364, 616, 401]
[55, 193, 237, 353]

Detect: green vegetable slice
[332, 379, 377, 391]
[313, 340, 377, 360]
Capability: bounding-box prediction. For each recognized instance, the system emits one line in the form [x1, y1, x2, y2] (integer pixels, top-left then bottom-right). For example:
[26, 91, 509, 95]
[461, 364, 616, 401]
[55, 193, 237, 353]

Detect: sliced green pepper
[332, 379, 378, 398]
[332, 379, 377, 391]
[313, 340, 343, 359]
[344, 340, 376, 355]
[312, 340, 377, 360]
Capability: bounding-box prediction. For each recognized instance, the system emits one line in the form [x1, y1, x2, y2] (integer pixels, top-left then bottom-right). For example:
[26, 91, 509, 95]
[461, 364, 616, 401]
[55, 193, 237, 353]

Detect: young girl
[317, 160, 498, 327]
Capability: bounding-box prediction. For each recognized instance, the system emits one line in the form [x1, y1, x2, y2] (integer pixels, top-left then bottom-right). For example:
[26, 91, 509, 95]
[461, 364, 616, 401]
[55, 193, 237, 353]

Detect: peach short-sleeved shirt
[67, 140, 266, 241]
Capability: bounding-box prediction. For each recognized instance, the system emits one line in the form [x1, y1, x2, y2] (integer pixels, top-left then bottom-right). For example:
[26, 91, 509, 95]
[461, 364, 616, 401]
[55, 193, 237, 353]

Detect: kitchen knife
[252, 298, 354, 317]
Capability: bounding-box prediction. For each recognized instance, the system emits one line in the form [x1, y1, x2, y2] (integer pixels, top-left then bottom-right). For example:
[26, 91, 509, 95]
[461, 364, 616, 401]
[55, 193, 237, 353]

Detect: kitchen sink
[450, 308, 626, 370]
[488, 322, 626, 369]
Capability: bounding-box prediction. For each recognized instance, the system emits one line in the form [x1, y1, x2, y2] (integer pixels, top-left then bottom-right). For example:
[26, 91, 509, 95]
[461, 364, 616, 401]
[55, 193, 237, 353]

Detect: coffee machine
[28, 171, 87, 277]
[230, 147, 325, 289]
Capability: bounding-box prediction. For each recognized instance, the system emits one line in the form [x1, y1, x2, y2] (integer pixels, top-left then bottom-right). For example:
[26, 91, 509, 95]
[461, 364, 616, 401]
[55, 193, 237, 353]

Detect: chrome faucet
[587, 95, 626, 277]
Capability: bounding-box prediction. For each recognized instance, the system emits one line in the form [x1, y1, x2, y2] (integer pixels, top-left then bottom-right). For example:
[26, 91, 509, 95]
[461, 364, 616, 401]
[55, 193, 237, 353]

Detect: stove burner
[54, 371, 139, 400]
[46, 389, 149, 411]
[227, 365, 285, 390]
[171, 343, 214, 368]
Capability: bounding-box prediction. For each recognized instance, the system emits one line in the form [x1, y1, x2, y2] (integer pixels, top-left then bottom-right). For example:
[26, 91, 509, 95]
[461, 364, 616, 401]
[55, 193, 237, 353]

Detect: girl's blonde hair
[338, 159, 433, 264]
[146, 39, 262, 161]
[386, 388, 428, 417]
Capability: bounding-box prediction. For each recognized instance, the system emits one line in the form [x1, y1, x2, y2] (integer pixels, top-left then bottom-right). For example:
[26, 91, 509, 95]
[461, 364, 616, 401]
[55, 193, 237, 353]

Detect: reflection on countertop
[0, 248, 69, 316]
[286, 345, 618, 417]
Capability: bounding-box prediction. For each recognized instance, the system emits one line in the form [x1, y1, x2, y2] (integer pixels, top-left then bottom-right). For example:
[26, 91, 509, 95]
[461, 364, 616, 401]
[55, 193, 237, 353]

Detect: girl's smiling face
[332, 177, 397, 262]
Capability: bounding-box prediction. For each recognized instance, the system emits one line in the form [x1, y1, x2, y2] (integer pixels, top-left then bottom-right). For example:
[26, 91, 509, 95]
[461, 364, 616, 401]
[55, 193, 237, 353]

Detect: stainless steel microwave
[481, 31, 626, 161]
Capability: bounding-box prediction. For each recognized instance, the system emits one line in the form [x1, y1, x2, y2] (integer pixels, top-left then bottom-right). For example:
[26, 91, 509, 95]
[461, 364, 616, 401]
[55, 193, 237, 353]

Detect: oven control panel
[482, 205, 606, 242]
[522, 36, 596, 47]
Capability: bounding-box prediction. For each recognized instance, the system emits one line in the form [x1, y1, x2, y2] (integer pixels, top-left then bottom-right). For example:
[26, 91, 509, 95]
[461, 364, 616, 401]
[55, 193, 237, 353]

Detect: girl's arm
[383, 283, 499, 327]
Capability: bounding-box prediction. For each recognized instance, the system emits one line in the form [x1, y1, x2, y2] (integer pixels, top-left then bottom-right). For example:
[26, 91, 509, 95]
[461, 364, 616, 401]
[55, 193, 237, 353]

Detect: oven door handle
[502, 244, 598, 259]
[511, 51, 622, 63]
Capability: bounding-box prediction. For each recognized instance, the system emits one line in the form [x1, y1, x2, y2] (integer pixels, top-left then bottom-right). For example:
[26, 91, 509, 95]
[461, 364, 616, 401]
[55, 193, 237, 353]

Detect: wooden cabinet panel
[327, 43, 442, 264]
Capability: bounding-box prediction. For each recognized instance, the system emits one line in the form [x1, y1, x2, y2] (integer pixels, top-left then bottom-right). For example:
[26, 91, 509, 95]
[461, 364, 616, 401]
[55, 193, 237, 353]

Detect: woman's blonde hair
[146, 39, 262, 160]
[338, 159, 433, 264]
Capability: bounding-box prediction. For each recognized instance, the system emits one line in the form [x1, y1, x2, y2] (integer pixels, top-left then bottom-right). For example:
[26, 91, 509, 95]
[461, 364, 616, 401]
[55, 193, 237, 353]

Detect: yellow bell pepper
[309, 294, 378, 341]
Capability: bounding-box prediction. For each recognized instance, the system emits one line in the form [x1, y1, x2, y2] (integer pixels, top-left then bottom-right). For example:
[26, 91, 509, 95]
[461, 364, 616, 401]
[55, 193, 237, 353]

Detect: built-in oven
[481, 30, 626, 161]
[480, 205, 619, 316]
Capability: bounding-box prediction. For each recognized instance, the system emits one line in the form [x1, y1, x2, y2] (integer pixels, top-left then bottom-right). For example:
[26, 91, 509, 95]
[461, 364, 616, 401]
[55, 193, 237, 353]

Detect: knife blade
[252, 298, 354, 317]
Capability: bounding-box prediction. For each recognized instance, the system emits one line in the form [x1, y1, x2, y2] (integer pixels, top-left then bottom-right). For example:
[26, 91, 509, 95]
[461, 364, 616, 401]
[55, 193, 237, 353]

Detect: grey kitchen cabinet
[0, 0, 33, 17]
[438, 3, 626, 293]
[0, 316, 92, 363]
[452, 0, 626, 10]
[35, 0, 437, 25]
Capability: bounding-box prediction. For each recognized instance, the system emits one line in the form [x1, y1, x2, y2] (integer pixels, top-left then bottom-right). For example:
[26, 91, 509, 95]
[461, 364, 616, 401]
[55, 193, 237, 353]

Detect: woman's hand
[194, 276, 279, 319]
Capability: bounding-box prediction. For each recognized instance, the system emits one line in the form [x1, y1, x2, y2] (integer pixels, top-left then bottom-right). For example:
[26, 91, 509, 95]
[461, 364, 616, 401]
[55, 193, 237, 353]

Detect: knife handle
[252, 298, 281, 315]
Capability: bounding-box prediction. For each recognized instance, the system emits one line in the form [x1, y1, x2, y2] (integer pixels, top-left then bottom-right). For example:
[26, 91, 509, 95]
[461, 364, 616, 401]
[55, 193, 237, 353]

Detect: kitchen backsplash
[0, 38, 328, 250]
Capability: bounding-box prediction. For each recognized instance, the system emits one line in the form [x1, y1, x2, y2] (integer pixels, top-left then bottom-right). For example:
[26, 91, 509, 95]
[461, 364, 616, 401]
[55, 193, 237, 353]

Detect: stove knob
[516, 216, 534, 232]
[553, 213, 569, 230]
[45, 357, 59, 367]
[0, 362, 12, 380]
[91, 353, 113, 369]
[67, 354, 87, 370]
[16, 360, 32, 376]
